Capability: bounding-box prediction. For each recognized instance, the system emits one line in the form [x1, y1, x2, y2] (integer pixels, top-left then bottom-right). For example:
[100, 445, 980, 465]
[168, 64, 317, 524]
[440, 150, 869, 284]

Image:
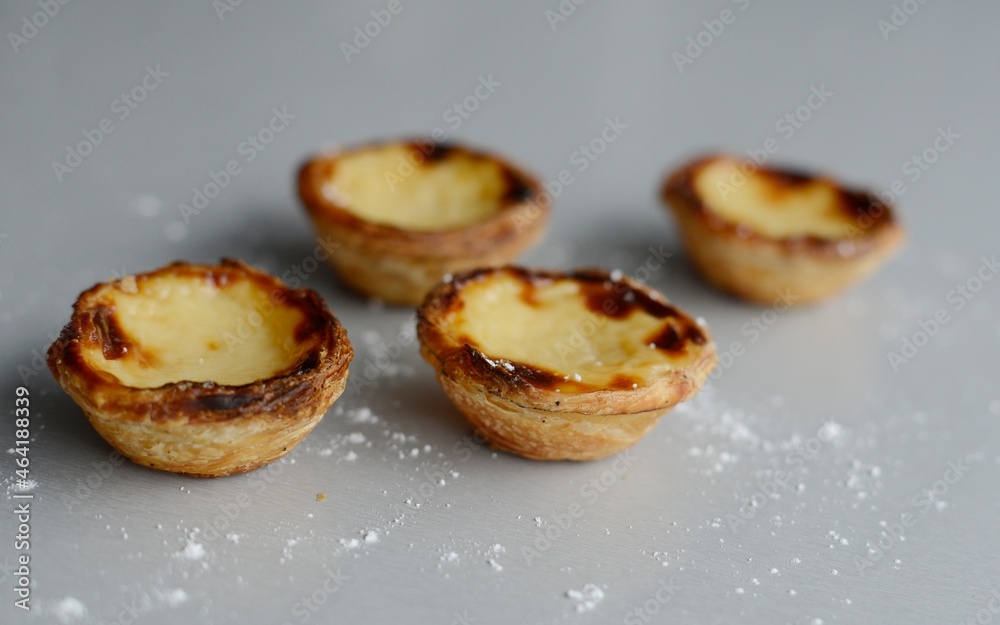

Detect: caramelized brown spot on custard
[432, 285, 464, 314]
[761, 167, 814, 188]
[294, 309, 326, 344]
[518, 278, 541, 306]
[94, 305, 130, 360]
[759, 166, 896, 235]
[501, 169, 535, 204]
[609, 374, 641, 390]
[507, 361, 564, 389]
[454, 266, 692, 322]
[667, 157, 899, 239]
[468, 346, 563, 389]
[413, 141, 455, 163]
[293, 351, 322, 375]
[578, 279, 680, 320]
[647, 321, 707, 354]
[838, 189, 892, 226]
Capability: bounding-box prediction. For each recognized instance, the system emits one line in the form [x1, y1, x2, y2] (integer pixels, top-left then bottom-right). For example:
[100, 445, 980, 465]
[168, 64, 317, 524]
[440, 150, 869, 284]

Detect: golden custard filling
[693, 158, 852, 240]
[322, 143, 509, 231]
[82, 274, 318, 389]
[448, 272, 708, 390]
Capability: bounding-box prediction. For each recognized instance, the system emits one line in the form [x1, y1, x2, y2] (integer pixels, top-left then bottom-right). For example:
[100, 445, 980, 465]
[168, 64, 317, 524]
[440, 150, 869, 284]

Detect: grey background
[2, 1, 999, 623]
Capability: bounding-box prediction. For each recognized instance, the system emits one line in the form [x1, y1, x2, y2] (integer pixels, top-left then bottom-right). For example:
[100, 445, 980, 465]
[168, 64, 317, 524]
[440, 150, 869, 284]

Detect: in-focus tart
[298, 140, 551, 306]
[47, 259, 353, 477]
[663, 155, 905, 305]
[418, 267, 717, 461]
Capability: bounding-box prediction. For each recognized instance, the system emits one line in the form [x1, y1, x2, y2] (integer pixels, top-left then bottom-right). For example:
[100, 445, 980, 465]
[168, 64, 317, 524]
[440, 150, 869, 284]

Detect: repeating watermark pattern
[222, 235, 340, 354]
[513, 115, 628, 232]
[442, 75, 502, 136]
[626, 246, 673, 285]
[447, 611, 478, 625]
[887, 255, 998, 372]
[872, 126, 959, 208]
[725, 419, 842, 533]
[17, 266, 131, 385]
[958, 589, 1000, 625]
[7, 0, 73, 54]
[521, 450, 638, 565]
[672, 0, 752, 72]
[277, 235, 340, 289]
[837, 125, 959, 242]
[51, 65, 169, 182]
[853, 453, 976, 575]
[213, 0, 245, 21]
[16, 330, 61, 386]
[340, 0, 404, 63]
[548, 246, 672, 368]
[712, 84, 834, 200]
[709, 289, 799, 381]
[771, 84, 834, 144]
[198, 461, 288, 546]
[403, 429, 488, 509]
[623, 578, 679, 624]
[544, 0, 590, 32]
[94, 588, 189, 625]
[350, 314, 418, 394]
[277, 567, 349, 625]
[566, 115, 628, 174]
[177, 106, 295, 225]
[59, 450, 125, 511]
[383, 74, 502, 191]
[877, 0, 933, 41]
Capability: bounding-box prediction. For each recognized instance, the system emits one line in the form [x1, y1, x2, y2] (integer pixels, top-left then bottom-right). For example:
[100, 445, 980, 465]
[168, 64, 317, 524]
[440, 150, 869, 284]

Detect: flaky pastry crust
[47, 259, 353, 477]
[663, 155, 905, 305]
[417, 267, 717, 461]
[298, 140, 551, 306]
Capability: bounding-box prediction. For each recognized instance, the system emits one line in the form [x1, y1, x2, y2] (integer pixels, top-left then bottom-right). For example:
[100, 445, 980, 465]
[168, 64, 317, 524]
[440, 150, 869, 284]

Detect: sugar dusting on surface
[7, 478, 38, 494]
[180, 537, 206, 561]
[663, 384, 959, 610]
[566, 584, 605, 613]
[52, 597, 87, 623]
[52, 297, 970, 623]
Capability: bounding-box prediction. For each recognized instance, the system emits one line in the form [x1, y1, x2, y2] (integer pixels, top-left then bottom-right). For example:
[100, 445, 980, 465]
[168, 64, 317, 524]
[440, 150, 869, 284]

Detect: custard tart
[298, 140, 550, 306]
[47, 259, 352, 477]
[417, 267, 717, 461]
[663, 155, 905, 305]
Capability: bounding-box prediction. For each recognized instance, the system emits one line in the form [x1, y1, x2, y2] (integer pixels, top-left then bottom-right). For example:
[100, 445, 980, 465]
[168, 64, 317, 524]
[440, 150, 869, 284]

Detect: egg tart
[417, 267, 717, 461]
[298, 140, 550, 306]
[662, 155, 905, 305]
[46, 259, 353, 477]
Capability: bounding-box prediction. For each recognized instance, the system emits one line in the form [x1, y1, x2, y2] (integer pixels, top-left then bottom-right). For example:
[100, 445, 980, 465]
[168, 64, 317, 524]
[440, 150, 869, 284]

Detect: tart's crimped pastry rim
[46, 258, 353, 425]
[417, 266, 718, 416]
[298, 139, 551, 258]
[662, 154, 905, 258]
